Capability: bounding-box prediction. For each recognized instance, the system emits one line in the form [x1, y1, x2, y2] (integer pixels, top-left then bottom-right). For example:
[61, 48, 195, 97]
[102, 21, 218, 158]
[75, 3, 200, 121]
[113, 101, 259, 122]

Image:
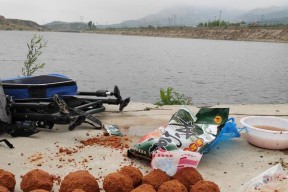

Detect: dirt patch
[94, 27, 288, 43]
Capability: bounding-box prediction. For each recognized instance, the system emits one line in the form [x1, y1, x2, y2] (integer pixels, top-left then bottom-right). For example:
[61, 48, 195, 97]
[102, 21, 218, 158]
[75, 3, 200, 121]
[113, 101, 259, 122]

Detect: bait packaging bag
[127, 106, 240, 175]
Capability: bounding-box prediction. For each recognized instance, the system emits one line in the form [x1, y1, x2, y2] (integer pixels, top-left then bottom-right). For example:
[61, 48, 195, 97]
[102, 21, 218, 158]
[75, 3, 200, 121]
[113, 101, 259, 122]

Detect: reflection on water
[0, 31, 287, 106]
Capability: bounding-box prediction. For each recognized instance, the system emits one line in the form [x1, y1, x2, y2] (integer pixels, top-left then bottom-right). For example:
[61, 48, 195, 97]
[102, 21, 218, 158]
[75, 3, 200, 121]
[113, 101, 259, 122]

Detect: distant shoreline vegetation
[1, 15, 288, 43]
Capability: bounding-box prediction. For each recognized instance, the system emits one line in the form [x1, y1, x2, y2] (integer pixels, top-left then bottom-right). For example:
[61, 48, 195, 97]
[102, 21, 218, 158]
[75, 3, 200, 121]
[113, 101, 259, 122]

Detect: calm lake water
[0, 31, 287, 106]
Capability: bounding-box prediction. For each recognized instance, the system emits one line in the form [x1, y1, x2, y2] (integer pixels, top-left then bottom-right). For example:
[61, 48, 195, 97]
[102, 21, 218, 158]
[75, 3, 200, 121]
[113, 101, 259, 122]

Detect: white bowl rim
[240, 116, 288, 133]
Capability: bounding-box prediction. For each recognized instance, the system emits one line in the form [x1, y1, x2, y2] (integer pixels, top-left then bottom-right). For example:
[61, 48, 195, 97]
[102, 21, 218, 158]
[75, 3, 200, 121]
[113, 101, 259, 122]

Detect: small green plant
[155, 87, 192, 106]
[22, 34, 47, 76]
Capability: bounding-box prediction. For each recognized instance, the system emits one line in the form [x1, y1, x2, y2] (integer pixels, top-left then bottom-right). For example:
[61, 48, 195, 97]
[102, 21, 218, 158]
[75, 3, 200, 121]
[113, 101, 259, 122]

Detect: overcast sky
[1, 0, 287, 25]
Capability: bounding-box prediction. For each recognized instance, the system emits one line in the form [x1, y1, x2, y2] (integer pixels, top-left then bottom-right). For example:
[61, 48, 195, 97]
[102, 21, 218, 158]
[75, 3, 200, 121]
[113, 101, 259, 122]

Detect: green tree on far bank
[88, 21, 96, 30]
[198, 20, 229, 27]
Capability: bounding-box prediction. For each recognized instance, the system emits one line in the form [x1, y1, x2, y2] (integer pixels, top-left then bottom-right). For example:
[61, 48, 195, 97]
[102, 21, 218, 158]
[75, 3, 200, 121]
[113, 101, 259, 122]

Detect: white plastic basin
[240, 116, 288, 150]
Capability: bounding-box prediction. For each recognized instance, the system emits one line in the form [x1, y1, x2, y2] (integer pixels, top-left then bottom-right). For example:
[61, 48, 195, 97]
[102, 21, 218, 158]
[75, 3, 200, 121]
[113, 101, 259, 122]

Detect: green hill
[43, 21, 85, 32]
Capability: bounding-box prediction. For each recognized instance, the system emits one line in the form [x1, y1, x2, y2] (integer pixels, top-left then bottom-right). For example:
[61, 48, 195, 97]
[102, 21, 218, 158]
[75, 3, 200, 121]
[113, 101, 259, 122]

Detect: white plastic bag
[151, 148, 202, 176]
[239, 164, 288, 192]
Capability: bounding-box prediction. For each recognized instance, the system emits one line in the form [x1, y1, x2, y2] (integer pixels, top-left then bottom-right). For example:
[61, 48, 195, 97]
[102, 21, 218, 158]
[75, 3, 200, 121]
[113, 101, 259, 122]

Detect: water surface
[0, 31, 287, 105]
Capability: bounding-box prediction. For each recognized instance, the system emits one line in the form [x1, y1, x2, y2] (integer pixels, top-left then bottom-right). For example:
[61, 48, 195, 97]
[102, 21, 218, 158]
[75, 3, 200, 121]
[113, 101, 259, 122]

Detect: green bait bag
[128, 107, 232, 160]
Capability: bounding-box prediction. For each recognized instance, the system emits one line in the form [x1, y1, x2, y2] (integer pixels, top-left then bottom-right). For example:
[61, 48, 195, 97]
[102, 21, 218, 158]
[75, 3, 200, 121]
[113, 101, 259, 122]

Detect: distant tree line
[198, 20, 232, 27]
[84, 19, 288, 31]
[87, 21, 96, 30]
[198, 19, 288, 28]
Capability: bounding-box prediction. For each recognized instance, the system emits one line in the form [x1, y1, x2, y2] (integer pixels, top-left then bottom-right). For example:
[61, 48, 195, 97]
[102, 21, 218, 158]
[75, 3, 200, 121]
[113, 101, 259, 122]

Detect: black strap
[0, 139, 14, 148]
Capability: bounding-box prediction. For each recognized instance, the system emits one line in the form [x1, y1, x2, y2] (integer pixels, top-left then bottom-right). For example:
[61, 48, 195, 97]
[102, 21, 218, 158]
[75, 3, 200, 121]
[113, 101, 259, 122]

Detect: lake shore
[91, 27, 288, 43]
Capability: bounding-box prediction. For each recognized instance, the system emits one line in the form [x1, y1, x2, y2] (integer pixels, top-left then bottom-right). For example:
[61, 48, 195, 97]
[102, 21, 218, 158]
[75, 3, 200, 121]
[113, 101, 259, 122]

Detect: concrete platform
[1, 103, 288, 191]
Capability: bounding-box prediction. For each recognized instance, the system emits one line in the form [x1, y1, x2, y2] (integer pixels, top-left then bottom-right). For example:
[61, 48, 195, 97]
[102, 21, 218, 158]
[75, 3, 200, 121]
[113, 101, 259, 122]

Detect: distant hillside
[43, 6, 244, 30]
[44, 21, 86, 32]
[235, 6, 288, 25]
[2, 5, 288, 32]
[110, 6, 288, 28]
[0, 15, 47, 31]
[41, 6, 288, 31]
[110, 6, 244, 28]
